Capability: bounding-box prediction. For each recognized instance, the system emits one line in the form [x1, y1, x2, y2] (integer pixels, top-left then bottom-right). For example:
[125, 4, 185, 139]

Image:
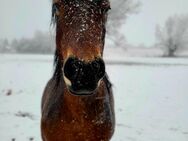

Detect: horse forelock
[53, 50, 62, 87]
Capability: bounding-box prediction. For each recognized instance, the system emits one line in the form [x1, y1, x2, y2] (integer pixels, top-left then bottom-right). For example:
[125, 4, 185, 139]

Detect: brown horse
[41, 0, 115, 141]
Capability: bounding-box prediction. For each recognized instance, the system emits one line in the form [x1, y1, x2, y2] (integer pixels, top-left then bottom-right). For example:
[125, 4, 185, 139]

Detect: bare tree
[10, 31, 55, 54]
[155, 15, 188, 57]
[0, 39, 10, 53]
[107, 0, 141, 47]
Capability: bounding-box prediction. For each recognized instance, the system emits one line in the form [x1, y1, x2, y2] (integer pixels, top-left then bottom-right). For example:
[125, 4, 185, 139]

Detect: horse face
[53, 0, 110, 95]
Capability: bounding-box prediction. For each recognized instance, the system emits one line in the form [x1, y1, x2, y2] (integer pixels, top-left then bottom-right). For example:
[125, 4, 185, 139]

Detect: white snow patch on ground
[0, 54, 188, 141]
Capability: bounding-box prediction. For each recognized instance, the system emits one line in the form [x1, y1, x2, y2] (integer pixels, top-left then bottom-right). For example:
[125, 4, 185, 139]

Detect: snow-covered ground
[0, 54, 188, 141]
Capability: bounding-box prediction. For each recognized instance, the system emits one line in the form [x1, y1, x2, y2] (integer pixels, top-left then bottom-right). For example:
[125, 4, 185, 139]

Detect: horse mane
[53, 50, 62, 87]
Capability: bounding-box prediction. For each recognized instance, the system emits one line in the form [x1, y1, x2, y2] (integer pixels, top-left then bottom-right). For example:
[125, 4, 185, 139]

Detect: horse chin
[63, 77, 98, 96]
[67, 86, 96, 96]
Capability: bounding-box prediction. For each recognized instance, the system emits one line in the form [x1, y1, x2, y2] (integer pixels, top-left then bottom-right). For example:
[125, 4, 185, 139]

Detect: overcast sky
[0, 0, 188, 46]
[0, 0, 51, 40]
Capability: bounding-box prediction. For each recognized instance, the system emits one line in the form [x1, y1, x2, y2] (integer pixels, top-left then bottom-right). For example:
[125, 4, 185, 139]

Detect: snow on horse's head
[52, 0, 110, 95]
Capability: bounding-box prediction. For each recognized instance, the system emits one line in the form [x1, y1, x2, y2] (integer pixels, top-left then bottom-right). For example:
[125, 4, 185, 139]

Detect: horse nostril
[92, 58, 105, 80]
[64, 58, 82, 80]
[92, 61, 100, 72]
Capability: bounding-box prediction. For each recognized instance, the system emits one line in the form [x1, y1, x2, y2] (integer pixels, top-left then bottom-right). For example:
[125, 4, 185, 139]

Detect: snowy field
[0, 54, 188, 141]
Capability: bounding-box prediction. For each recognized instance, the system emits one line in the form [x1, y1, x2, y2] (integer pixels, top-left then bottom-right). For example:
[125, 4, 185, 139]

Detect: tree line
[0, 31, 55, 54]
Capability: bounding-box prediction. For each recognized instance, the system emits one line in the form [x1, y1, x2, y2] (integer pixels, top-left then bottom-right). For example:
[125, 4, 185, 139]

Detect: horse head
[52, 0, 110, 95]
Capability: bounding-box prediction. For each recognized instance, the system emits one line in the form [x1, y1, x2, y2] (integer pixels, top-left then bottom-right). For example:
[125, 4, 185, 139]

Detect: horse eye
[52, 5, 57, 16]
[52, 3, 61, 17]
[103, 7, 111, 13]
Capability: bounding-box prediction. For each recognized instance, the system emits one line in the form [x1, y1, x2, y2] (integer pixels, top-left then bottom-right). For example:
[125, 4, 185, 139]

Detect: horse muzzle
[63, 57, 105, 95]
